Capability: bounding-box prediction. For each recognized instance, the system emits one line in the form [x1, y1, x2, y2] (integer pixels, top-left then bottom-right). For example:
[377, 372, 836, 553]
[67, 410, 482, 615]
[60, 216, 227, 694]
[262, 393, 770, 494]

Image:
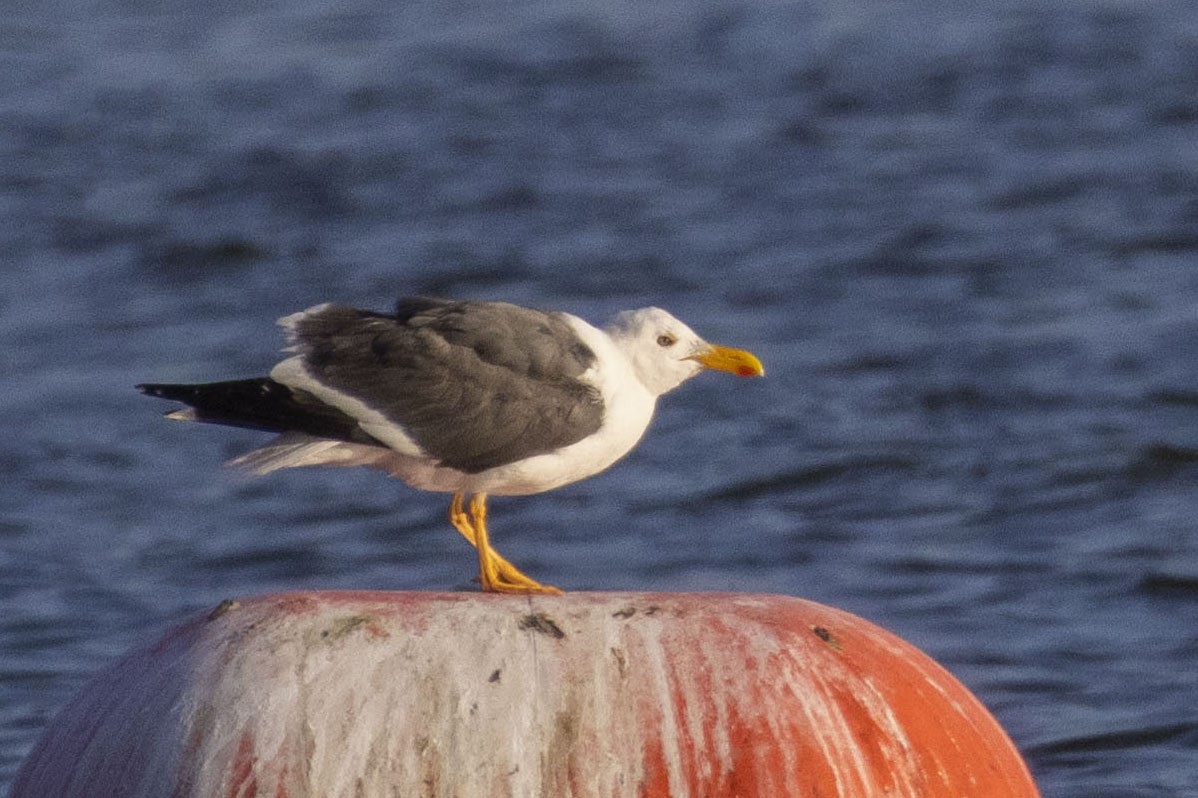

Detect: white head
[605, 307, 764, 397]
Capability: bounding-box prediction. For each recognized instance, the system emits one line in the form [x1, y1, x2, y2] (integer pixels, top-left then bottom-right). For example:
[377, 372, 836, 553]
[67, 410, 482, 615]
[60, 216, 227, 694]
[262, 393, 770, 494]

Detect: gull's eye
[657, 333, 677, 348]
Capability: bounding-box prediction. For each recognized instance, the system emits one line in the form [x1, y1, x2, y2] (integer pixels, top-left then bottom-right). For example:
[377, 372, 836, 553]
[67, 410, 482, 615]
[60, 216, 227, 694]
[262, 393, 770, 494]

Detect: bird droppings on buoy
[207, 598, 239, 620]
[811, 624, 843, 650]
[518, 611, 567, 639]
[10, 591, 1040, 798]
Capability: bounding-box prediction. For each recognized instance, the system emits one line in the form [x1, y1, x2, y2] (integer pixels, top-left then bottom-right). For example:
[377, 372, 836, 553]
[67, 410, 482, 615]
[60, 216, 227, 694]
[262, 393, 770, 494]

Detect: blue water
[3, 0, 1197, 793]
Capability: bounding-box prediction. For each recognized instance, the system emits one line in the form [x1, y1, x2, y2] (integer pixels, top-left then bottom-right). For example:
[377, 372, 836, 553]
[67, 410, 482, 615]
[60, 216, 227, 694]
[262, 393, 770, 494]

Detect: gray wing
[285, 299, 604, 473]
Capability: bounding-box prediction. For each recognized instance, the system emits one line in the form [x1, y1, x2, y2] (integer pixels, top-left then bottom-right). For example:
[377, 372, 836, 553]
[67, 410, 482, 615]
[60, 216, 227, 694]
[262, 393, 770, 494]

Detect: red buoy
[11, 592, 1039, 797]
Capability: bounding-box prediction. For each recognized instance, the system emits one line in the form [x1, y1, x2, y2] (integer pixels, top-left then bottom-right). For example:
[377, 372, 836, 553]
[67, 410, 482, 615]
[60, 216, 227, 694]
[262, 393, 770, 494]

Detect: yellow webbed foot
[449, 492, 562, 594]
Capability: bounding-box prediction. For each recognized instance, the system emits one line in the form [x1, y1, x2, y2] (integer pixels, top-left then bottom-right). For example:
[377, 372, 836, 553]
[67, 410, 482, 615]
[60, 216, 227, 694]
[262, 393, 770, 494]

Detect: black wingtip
[137, 383, 169, 398]
[133, 378, 369, 442]
[138, 383, 201, 403]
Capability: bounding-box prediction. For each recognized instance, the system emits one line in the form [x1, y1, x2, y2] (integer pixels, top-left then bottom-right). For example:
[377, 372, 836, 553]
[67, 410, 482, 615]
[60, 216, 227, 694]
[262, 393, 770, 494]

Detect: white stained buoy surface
[11, 592, 1040, 798]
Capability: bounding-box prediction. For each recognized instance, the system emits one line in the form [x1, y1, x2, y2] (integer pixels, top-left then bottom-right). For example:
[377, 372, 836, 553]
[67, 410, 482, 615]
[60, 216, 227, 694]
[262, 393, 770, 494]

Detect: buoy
[11, 592, 1039, 797]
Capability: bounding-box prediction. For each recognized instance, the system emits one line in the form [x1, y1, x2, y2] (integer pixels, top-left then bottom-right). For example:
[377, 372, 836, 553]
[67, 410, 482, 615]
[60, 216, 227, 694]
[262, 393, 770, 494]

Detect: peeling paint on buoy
[10, 592, 1039, 798]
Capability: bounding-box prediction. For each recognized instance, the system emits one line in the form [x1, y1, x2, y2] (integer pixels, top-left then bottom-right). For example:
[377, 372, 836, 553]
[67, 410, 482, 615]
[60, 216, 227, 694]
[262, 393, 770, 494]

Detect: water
[3, 0, 1197, 793]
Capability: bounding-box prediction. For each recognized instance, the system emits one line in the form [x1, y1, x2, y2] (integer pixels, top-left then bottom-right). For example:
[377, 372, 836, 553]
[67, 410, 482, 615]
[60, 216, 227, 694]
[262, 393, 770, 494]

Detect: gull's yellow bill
[690, 345, 765, 378]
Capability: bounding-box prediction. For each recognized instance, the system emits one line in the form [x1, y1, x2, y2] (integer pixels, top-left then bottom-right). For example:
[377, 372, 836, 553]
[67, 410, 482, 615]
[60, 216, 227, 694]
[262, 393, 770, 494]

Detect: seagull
[138, 298, 764, 594]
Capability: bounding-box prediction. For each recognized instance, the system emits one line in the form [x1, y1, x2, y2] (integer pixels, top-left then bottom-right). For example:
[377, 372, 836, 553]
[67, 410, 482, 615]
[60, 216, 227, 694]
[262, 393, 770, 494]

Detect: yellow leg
[448, 492, 476, 542]
[447, 492, 533, 587]
[452, 492, 561, 594]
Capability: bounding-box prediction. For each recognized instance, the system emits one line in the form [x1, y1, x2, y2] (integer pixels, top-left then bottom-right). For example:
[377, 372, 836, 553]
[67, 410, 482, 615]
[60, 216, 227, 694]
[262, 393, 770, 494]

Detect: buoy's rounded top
[12, 591, 1039, 798]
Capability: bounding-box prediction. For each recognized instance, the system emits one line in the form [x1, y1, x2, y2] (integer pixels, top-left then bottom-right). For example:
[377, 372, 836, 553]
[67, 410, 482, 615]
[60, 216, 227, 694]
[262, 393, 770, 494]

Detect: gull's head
[606, 307, 764, 397]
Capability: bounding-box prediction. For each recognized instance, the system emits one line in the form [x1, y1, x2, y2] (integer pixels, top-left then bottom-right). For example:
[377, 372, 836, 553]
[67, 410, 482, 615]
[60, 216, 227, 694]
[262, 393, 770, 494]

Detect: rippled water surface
[3, 0, 1198, 794]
